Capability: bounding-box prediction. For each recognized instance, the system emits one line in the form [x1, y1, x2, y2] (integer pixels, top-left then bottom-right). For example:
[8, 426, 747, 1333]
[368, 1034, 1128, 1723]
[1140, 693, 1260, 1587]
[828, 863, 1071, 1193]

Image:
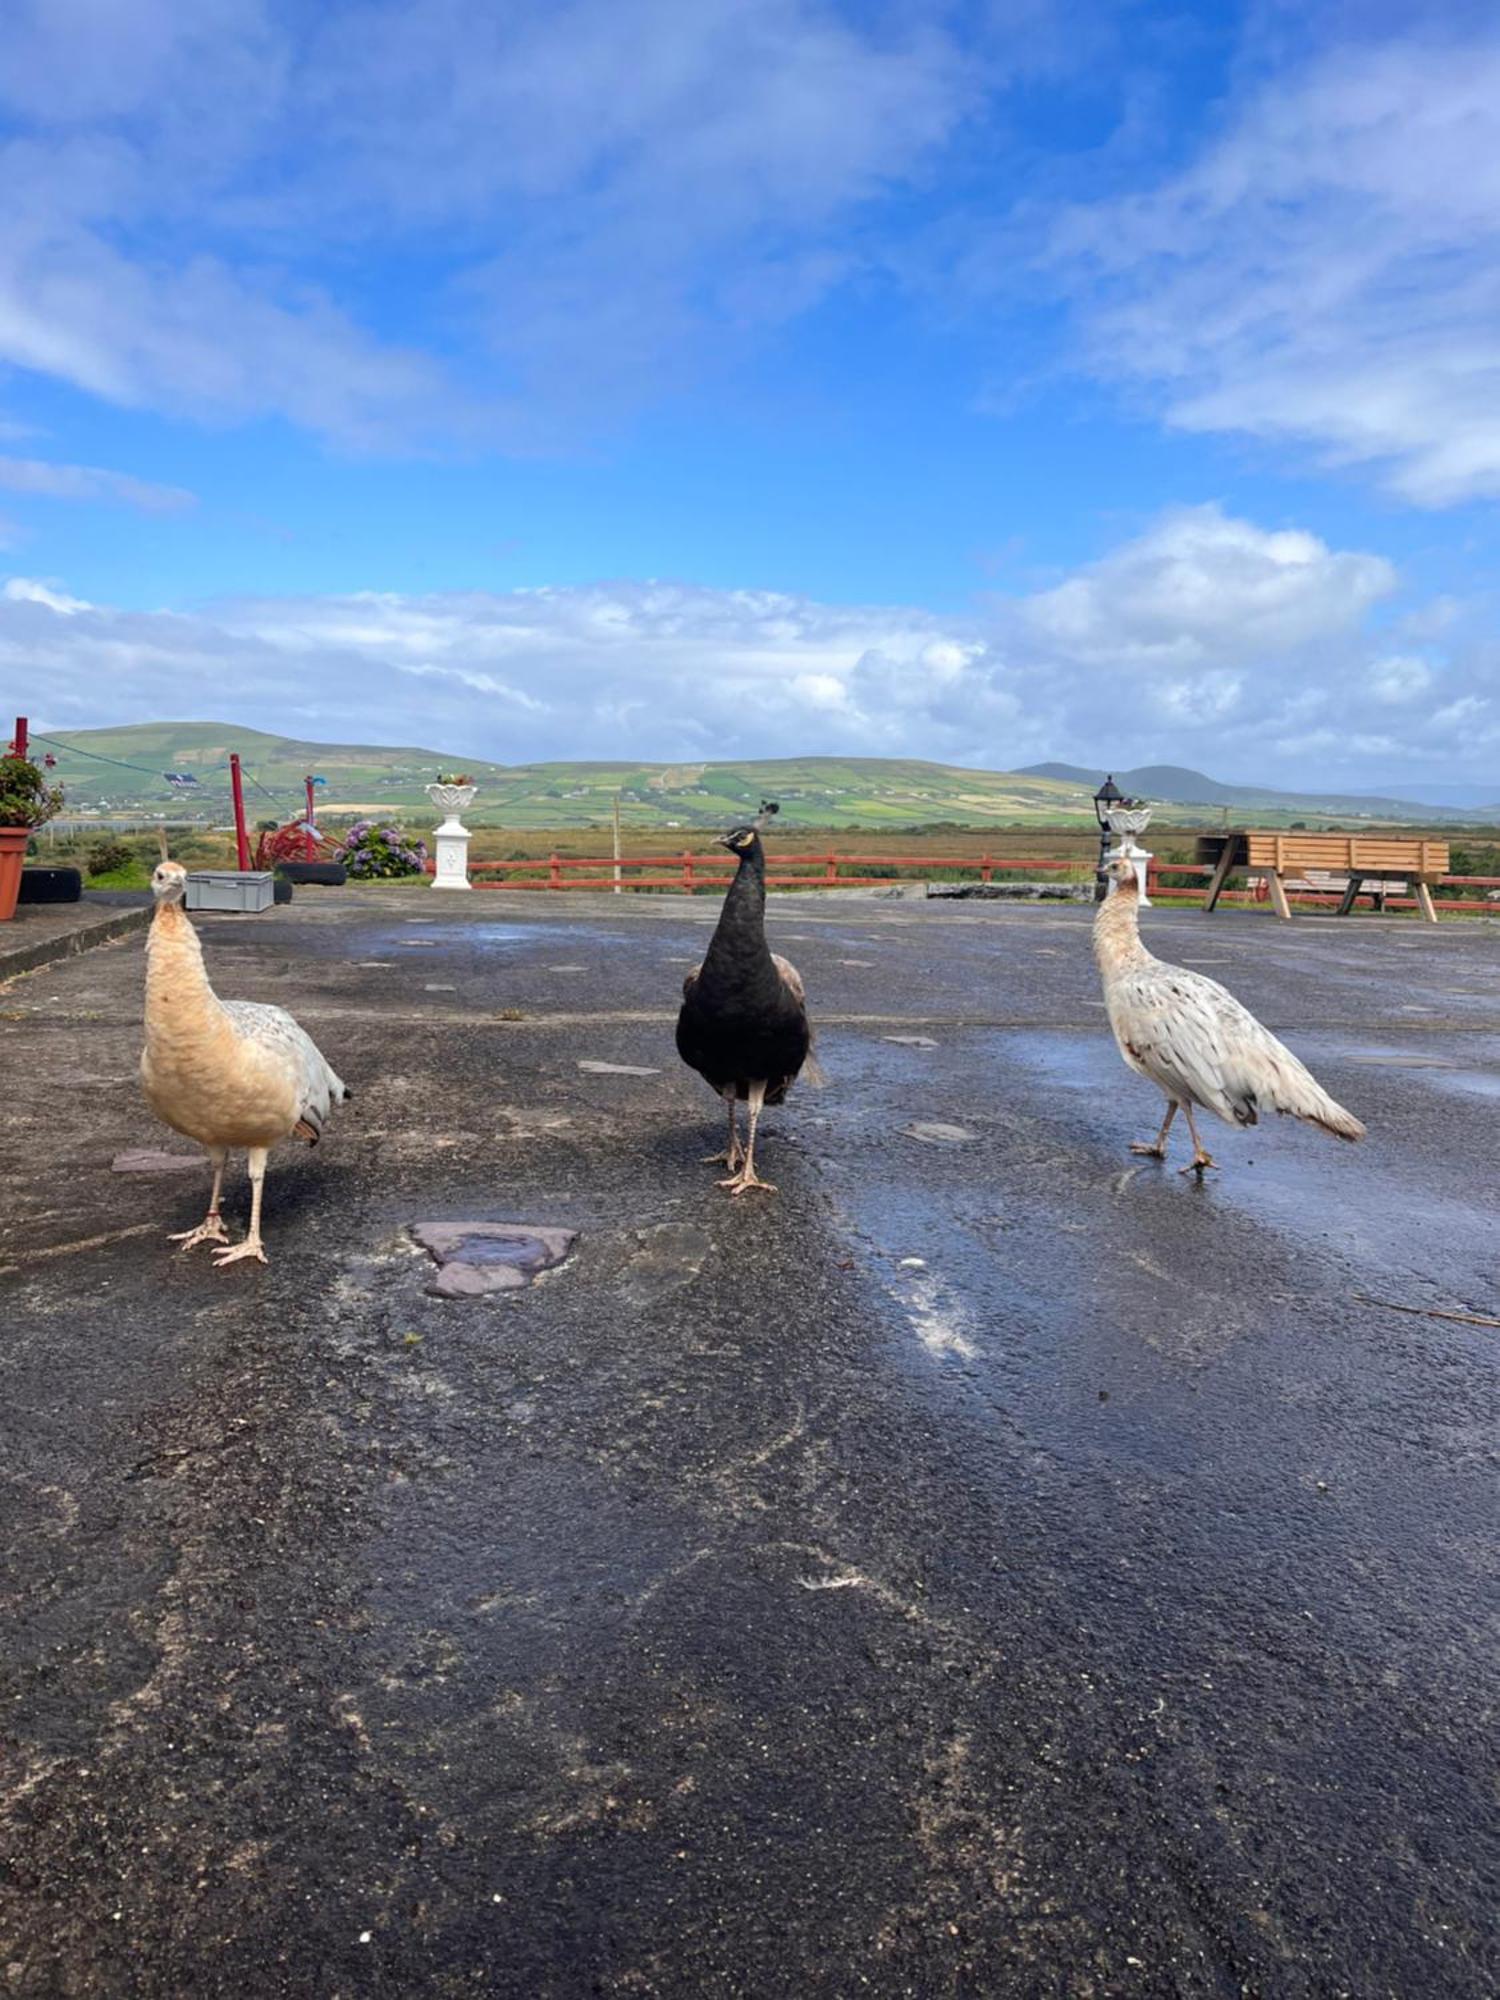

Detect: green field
[31, 721, 1491, 833]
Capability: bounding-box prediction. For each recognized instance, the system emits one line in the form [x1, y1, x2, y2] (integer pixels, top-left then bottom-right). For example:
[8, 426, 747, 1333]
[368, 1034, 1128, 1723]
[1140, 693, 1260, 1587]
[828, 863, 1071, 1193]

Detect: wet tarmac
[2, 888, 1497, 1997]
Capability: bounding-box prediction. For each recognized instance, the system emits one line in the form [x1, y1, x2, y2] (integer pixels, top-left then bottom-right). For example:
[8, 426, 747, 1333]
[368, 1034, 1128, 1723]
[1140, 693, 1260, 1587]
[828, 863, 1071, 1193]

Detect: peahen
[675, 803, 812, 1195]
[1094, 856, 1364, 1173]
[140, 861, 350, 1264]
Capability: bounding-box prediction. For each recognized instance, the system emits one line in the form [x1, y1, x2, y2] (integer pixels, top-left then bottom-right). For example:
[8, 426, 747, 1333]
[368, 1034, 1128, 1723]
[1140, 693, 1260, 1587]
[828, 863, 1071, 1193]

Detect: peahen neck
[1092, 880, 1152, 977]
[700, 838, 774, 986]
[145, 900, 226, 1041]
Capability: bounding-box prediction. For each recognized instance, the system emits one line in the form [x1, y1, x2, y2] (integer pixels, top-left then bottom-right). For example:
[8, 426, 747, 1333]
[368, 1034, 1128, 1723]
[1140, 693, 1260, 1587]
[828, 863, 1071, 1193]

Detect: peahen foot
[169, 1213, 231, 1252]
[212, 1236, 268, 1268]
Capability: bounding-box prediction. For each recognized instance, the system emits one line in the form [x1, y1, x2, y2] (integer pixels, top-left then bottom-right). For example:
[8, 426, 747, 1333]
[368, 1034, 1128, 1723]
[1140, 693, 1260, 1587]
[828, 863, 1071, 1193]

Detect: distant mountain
[1016, 762, 1496, 823]
[1376, 783, 1500, 811]
[35, 723, 1496, 828]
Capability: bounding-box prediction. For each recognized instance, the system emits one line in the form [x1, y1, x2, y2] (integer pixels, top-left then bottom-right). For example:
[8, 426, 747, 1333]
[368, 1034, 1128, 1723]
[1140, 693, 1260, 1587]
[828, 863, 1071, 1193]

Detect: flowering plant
[435, 772, 472, 786]
[338, 820, 429, 879]
[0, 754, 64, 829]
[254, 817, 341, 869]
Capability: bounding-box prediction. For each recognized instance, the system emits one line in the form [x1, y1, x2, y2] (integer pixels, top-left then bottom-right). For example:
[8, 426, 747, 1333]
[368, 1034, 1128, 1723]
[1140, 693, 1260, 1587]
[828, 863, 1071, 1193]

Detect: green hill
[1017, 762, 1493, 822]
[31, 722, 1483, 830]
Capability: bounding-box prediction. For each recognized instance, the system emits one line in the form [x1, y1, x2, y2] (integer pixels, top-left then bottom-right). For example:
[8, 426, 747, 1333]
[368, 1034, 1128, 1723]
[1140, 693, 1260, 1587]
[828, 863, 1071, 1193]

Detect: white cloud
[4, 576, 92, 613]
[9, 505, 1495, 789]
[1044, 33, 1500, 503]
[0, 226, 467, 449]
[1368, 654, 1434, 704]
[0, 455, 194, 512]
[1023, 506, 1395, 666]
[0, 0, 982, 446]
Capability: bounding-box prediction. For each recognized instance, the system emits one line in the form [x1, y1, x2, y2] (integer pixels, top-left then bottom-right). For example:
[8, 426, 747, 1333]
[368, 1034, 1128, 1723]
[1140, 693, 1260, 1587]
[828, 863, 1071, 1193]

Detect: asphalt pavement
[2, 886, 1496, 1998]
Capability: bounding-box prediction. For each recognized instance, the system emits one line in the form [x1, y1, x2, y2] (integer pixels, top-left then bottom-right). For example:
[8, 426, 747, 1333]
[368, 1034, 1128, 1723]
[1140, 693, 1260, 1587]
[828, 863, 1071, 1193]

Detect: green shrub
[87, 838, 137, 878]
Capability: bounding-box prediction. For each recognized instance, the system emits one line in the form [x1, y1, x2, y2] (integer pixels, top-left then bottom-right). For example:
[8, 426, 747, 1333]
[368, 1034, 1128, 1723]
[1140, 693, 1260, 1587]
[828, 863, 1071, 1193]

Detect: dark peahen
[675, 802, 812, 1195]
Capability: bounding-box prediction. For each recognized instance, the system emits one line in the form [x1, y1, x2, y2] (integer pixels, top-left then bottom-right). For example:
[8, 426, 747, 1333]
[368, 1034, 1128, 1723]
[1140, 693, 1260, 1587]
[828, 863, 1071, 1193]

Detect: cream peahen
[140, 861, 349, 1264]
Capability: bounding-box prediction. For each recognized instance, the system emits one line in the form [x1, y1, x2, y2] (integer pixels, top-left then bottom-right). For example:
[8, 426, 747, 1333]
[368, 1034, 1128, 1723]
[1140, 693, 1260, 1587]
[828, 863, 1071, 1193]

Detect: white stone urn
[1106, 803, 1154, 905]
[426, 783, 476, 890]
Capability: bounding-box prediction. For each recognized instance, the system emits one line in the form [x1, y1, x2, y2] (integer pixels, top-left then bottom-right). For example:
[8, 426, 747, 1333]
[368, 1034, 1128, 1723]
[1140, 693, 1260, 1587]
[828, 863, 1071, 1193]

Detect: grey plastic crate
[185, 870, 275, 913]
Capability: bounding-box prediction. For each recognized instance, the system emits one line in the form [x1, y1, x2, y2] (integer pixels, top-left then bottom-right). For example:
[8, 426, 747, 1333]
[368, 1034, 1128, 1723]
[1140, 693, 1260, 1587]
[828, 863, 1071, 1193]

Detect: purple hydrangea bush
[338, 821, 430, 880]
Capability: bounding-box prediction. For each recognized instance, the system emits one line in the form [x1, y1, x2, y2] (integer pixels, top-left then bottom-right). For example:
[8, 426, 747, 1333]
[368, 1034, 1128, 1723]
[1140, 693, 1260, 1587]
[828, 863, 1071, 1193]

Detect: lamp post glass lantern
[1093, 775, 1123, 900]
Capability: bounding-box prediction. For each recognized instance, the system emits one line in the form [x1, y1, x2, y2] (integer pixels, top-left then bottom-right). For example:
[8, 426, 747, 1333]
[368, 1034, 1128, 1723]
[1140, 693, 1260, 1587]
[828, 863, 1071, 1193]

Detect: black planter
[276, 861, 348, 886]
[18, 866, 83, 905]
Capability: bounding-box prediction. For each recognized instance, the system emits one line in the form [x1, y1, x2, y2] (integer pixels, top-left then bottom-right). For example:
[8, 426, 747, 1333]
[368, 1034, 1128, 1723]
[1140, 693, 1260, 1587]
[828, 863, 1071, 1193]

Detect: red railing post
[825, 850, 838, 884]
[229, 754, 250, 870]
[980, 853, 993, 883]
[549, 851, 562, 890]
[1147, 856, 1158, 900]
[682, 850, 695, 894]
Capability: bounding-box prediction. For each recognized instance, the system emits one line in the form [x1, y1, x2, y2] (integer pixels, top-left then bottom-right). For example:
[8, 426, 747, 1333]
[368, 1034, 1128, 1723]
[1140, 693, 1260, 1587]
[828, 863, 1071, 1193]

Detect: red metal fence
[463, 850, 1082, 892]
[431, 849, 1500, 912]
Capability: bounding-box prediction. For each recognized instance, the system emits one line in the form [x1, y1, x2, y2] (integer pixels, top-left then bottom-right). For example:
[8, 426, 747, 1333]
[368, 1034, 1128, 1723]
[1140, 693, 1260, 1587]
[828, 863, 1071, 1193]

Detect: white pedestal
[432, 821, 471, 890]
[1105, 838, 1152, 905]
[1104, 806, 1154, 906]
[426, 784, 477, 890]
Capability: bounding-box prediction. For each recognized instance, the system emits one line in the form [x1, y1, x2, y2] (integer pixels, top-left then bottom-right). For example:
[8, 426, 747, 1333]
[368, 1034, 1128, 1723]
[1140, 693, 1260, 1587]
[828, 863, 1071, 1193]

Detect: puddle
[1419, 1068, 1500, 1102]
[365, 922, 631, 955]
[447, 1233, 553, 1267]
[1348, 1053, 1458, 1069]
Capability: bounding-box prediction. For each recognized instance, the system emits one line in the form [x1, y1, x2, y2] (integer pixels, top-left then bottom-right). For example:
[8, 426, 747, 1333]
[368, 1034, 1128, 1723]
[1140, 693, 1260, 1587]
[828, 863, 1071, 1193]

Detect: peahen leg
[1179, 1105, 1218, 1175]
[1131, 1102, 1177, 1161]
[169, 1147, 232, 1250]
[214, 1148, 270, 1266]
[718, 1082, 777, 1195]
[703, 1092, 744, 1169]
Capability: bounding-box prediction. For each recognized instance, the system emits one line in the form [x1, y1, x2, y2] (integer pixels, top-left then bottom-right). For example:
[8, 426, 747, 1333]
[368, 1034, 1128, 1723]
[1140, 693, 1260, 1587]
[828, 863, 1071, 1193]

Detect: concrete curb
[0, 902, 151, 984]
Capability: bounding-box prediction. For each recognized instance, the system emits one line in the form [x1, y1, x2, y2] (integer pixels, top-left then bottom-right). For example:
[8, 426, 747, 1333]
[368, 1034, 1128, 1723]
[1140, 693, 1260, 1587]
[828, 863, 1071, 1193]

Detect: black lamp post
[1093, 775, 1124, 900]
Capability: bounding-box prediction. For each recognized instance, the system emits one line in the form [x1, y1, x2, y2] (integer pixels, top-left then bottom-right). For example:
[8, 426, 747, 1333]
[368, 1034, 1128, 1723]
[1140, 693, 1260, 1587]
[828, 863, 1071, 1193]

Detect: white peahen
[1094, 857, 1364, 1173]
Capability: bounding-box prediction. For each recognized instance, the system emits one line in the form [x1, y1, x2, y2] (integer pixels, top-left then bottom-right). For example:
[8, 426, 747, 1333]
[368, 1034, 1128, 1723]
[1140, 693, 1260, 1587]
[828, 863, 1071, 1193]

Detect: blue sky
[3, 0, 1498, 791]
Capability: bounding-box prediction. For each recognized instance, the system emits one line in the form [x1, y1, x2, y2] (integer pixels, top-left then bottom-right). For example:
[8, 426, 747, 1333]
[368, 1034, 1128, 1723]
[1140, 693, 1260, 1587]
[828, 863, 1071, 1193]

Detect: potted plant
[0, 753, 65, 921]
[427, 772, 477, 814]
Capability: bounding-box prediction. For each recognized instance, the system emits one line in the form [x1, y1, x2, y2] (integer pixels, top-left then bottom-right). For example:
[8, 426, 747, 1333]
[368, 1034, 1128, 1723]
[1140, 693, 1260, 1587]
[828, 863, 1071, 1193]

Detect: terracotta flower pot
[0, 825, 30, 921]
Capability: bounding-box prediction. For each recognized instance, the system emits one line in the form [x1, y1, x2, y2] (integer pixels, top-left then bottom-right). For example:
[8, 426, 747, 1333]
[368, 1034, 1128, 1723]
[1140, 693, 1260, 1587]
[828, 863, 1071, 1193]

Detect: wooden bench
[1195, 832, 1450, 922]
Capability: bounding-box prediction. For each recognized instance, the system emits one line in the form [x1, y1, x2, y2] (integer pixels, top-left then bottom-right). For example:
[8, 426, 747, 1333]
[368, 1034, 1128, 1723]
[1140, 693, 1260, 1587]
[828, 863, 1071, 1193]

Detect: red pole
[304, 776, 316, 861]
[10, 717, 27, 760]
[229, 754, 250, 870]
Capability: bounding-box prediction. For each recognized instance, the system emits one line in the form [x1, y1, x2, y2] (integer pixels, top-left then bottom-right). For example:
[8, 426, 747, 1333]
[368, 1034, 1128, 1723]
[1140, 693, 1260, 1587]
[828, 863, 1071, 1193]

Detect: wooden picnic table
[1195, 831, 1450, 922]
